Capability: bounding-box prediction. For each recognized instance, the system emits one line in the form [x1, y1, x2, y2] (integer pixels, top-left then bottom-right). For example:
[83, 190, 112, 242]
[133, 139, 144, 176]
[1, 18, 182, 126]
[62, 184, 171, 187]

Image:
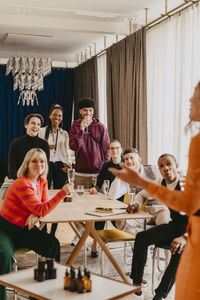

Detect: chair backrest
[0, 177, 13, 208]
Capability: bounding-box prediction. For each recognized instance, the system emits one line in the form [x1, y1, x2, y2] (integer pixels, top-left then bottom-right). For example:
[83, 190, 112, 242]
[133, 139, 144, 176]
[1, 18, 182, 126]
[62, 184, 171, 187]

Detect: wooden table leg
[66, 221, 91, 266]
[90, 225, 130, 284]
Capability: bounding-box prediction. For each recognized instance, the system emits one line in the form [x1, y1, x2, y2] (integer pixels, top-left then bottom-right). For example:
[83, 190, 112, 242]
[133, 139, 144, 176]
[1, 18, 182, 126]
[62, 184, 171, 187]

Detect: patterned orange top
[0, 176, 66, 227]
[147, 133, 200, 216]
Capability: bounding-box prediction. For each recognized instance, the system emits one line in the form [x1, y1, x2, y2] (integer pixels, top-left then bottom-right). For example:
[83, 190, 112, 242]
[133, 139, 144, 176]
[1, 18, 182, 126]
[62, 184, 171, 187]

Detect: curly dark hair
[78, 97, 95, 110]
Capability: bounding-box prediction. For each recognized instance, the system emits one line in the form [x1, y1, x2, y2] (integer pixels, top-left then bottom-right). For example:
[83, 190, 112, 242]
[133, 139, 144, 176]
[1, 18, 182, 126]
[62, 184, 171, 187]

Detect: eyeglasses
[109, 147, 120, 150]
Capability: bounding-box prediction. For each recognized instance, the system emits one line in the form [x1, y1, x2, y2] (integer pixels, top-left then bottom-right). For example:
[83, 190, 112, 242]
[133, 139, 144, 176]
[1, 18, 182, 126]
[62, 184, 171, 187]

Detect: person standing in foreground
[109, 82, 200, 300]
[0, 148, 73, 300]
[39, 104, 72, 235]
[69, 97, 110, 188]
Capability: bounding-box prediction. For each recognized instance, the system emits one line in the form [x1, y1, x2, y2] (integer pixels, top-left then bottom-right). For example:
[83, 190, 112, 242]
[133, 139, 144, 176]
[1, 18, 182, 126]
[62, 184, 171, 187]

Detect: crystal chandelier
[6, 56, 52, 106]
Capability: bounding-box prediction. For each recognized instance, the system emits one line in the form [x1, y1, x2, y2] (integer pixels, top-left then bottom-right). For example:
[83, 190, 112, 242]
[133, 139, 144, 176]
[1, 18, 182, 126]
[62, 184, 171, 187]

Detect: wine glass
[85, 116, 90, 133]
[68, 168, 75, 184]
[128, 186, 136, 205]
[92, 175, 97, 187]
[77, 185, 85, 196]
[103, 180, 110, 200]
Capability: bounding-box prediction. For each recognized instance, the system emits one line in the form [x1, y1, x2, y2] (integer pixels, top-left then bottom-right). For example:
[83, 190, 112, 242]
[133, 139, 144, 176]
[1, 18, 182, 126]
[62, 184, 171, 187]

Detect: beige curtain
[73, 57, 98, 120]
[106, 28, 147, 162]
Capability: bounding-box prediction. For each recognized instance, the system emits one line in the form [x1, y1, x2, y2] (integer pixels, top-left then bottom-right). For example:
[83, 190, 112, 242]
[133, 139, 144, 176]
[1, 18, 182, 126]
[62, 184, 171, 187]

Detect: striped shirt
[0, 176, 66, 228]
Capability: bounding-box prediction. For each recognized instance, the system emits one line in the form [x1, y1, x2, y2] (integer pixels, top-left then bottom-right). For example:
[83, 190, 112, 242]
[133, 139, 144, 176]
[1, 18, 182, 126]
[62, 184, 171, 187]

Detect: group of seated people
[0, 99, 187, 300]
[89, 139, 187, 300]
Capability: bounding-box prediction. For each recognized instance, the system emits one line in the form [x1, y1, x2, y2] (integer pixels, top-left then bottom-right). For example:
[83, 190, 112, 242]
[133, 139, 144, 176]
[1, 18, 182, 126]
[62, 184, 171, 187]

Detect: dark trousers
[0, 216, 60, 300]
[95, 220, 116, 230]
[47, 161, 68, 235]
[48, 161, 68, 189]
[131, 222, 186, 297]
[0, 231, 14, 300]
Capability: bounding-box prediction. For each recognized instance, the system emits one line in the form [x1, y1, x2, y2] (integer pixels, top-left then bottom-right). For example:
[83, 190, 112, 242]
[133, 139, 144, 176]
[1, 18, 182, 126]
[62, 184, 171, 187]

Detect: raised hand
[109, 164, 149, 190]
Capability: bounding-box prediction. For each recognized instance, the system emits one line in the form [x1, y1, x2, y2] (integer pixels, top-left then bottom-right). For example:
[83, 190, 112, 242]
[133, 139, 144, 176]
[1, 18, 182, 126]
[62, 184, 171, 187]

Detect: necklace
[50, 130, 58, 153]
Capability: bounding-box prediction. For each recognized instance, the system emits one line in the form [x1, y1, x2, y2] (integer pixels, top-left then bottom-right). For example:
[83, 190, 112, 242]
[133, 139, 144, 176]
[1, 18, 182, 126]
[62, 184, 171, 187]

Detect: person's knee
[0, 249, 13, 275]
[48, 236, 60, 261]
[0, 232, 14, 274]
[135, 231, 146, 244]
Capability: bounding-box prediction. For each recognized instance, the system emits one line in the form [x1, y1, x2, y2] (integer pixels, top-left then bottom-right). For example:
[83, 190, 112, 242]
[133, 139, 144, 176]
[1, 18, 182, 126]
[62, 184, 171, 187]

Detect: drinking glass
[68, 168, 75, 184]
[103, 180, 110, 200]
[128, 186, 136, 205]
[85, 116, 90, 133]
[92, 175, 97, 187]
[77, 185, 85, 196]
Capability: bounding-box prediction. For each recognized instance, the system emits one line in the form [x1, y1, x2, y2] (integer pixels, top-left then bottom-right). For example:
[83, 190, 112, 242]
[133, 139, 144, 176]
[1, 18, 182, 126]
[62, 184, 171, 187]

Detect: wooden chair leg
[152, 247, 157, 295]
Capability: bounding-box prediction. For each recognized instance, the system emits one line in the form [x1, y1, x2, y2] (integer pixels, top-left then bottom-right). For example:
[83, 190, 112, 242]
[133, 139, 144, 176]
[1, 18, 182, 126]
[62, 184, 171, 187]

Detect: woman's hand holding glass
[63, 182, 74, 195]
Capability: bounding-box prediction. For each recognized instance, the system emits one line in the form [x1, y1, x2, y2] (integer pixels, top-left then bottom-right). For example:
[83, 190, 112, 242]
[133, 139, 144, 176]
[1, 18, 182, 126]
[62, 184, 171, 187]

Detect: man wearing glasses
[90, 139, 123, 194]
[89, 139, 124, 257]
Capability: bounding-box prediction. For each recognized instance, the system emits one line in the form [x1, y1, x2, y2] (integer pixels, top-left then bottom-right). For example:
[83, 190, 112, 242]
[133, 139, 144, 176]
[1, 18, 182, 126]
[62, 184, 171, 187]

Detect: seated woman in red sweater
[0, 148, 73, 300]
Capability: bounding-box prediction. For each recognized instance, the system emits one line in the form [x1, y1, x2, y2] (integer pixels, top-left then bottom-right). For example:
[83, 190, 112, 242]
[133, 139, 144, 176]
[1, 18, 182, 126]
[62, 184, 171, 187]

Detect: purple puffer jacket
[69, 119, 110, 173]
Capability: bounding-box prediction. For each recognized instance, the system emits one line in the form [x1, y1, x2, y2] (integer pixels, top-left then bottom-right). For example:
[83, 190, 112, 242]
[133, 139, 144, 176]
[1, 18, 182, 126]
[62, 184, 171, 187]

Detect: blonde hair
[17, 148, 48, 179]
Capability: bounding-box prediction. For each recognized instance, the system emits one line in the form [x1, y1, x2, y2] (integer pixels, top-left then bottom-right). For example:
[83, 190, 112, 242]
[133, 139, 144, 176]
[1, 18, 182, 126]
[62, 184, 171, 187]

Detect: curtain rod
[76, 0, 199, 67]
[146, 0, 200, 29]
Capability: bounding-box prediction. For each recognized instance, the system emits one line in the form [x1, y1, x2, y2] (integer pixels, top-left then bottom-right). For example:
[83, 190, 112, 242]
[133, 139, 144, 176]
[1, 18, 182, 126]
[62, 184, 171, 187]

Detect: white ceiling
[0, 0, 184, 67]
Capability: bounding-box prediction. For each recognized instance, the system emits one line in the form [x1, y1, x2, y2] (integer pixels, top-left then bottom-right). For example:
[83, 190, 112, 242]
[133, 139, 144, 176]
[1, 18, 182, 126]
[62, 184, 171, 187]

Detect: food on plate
[95, 207, 113, 213]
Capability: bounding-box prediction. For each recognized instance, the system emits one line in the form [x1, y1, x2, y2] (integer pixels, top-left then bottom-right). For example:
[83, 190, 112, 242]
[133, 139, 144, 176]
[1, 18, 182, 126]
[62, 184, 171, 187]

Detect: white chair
[96, 229, 136, 275]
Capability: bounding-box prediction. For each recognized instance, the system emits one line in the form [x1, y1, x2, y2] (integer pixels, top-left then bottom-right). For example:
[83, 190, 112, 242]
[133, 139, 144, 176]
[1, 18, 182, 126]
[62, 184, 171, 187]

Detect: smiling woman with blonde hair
[0, 148, 73, 300]
[17, 148, 48, 178]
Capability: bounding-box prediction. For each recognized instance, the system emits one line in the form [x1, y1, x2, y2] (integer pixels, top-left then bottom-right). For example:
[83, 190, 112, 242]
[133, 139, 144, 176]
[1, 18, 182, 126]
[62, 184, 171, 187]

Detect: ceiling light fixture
[6, 56, 51, 106]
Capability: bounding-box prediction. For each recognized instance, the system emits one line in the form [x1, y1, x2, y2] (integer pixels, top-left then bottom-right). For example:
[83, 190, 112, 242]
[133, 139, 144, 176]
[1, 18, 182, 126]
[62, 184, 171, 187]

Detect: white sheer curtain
[97, 53, 107, 127]
[147, 4, 200, 172]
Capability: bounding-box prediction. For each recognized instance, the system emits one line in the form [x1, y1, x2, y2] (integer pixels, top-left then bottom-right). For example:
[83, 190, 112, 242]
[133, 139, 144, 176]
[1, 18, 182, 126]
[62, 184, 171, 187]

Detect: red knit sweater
[0, 176, 66, 227]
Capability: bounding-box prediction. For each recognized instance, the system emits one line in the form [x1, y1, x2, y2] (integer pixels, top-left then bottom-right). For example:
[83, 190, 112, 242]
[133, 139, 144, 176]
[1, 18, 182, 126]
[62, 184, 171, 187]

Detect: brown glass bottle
[64, 269, 71, 290]
[85, 271, 91, 292]
[69, 267, 76, 292]
[76, 267, 85, 293]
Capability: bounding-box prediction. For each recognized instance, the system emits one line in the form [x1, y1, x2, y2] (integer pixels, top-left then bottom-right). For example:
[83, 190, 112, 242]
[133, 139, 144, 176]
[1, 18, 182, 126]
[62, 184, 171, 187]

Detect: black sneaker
[135, 291, 142, 296]
[71, 236, 79, 246]
[130, 274, 147, 287]
[152, 294, 163, 300]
